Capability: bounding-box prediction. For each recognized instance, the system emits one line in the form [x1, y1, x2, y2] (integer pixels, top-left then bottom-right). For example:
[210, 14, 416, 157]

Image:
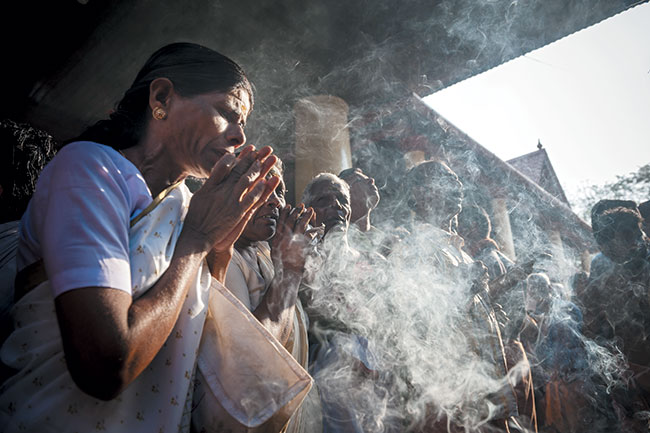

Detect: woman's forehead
[223, 88, 251, 116]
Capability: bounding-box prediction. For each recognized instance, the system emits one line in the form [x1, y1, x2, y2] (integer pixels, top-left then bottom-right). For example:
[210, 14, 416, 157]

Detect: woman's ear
[148, 78, 174, 113]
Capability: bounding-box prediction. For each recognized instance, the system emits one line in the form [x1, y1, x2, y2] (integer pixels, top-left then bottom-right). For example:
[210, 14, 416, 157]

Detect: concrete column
[548, 229, 572, 281]
[294, 95, 351, 202]
[580, 250, 592, 273]
[549, 230, 565, 261]
[490, 198, 516, 261]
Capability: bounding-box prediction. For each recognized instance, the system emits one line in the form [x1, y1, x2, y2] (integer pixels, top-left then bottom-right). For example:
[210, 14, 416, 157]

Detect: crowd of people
[0, 42, 648, 433]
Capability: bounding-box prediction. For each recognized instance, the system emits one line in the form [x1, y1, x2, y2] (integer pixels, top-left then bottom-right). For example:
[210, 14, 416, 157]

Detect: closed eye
[218, 107, 246, 128]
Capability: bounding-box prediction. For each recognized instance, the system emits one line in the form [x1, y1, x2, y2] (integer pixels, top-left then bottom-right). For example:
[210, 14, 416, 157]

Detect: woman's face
[240, 178, 287, 243]
[165, 87, 251, 178]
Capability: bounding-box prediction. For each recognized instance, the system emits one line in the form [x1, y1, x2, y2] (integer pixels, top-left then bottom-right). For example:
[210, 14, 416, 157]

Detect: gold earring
[152, 107, 167, 120]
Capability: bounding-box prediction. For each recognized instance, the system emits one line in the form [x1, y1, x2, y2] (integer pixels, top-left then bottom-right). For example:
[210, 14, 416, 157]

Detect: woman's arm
[55, 147, 279, 400]
[253, 204, 314, 345]
[55, 231, 209, 400]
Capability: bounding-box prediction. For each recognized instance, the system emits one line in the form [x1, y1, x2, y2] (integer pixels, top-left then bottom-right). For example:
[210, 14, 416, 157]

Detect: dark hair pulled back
[71, 42, 253, 150]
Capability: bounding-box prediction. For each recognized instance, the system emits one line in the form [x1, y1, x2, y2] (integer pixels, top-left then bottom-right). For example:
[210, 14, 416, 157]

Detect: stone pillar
[548, 229, 572, 281]
[490, 198, 516, 261]
[580, 250, 592, 273]
[294, 95, 351, 202]
[549, 230, 565, 261]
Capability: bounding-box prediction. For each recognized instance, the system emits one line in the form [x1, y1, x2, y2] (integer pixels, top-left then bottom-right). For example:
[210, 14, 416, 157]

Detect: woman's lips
[211, 148, 230, 160]
[257, 211, 279, 224]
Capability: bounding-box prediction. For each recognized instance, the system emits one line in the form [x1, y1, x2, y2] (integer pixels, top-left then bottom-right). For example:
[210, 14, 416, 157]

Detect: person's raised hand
[270, 203, 315, 275]
[183, 145, 280, 252]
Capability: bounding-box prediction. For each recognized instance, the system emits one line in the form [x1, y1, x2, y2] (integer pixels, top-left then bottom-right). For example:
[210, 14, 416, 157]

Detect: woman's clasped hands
[184, 145, 280, 252]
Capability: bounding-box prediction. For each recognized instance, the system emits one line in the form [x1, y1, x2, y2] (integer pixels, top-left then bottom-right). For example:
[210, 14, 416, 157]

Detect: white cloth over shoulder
[0, 181, 211, 433]
[193, 244, 313, 432]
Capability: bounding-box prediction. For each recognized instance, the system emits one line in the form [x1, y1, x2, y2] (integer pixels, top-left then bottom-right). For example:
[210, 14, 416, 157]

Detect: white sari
[1, 180, 315, 433]
[0, 182, 211, 433]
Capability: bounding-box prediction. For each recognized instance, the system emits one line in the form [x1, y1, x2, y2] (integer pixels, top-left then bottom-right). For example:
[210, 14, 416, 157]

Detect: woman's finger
[240, 176, 280, 215]
[256, 154, 277, 186]
[226, 144, 275, 190]
[232, 154, 277, 199]
[213, 177, 278, 251]
[202, 147, 257, 201]
[255, 145, 274, 160]
[236, 145, 255, 159]
[228, 147, 260, 182]
[202, 152, 237, 187]
[233, 145, 272, 180]
[213, 207, 257, 252]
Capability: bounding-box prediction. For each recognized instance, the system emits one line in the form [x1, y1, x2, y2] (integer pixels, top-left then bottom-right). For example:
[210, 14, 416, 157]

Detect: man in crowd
[338, 168, 380, 234]
[587, 199, 639, 282]
[339, 167, 404, 257]
[299, 172, 387, 433]
[396, 160, 536, 432]
[456, 204, 514, 280]
[583, 204, 650, 351]
[581, 204, 650, 431]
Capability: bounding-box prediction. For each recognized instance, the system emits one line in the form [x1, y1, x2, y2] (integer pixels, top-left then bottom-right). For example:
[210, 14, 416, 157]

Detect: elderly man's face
[346, 169, 380, 215]
[309, 180, 351, 235]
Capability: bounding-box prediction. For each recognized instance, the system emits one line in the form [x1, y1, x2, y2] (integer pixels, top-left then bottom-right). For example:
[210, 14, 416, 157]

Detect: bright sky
[423, 2, 650, 208]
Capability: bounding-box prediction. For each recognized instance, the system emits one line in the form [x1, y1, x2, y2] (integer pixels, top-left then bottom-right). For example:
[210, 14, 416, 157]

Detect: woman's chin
[254, 225, 277, 242]
[185, 164, 211, 180]
[195, 153, 224, 178]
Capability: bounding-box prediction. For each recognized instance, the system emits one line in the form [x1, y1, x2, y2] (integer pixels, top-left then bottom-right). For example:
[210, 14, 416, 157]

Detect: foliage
[571, 163, 650, 222]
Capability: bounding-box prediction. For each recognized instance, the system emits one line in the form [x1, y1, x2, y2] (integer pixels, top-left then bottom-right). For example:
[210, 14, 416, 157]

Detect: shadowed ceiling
[1, 0, 642, 145]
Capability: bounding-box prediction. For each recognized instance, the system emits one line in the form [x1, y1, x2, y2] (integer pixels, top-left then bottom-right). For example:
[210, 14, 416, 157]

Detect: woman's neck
[121, 140, 186, 197]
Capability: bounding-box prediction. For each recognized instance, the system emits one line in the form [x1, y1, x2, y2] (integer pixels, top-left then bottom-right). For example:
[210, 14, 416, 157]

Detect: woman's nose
[227, 124, 246, 148]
